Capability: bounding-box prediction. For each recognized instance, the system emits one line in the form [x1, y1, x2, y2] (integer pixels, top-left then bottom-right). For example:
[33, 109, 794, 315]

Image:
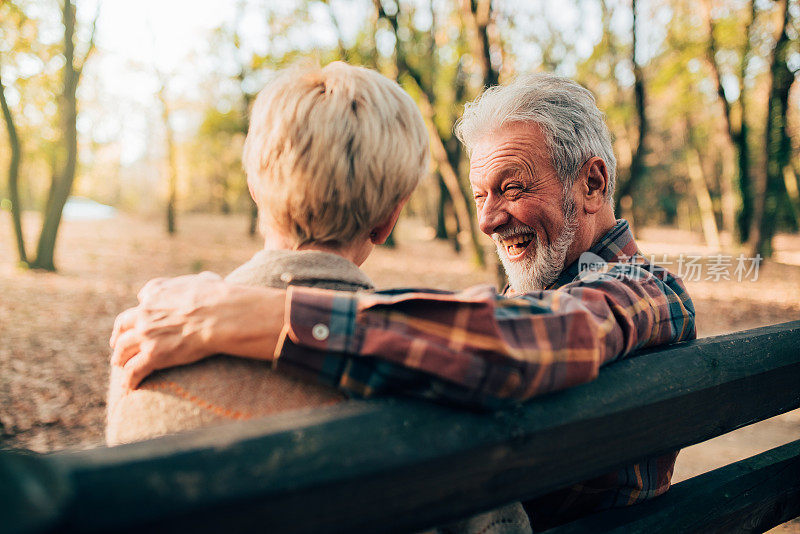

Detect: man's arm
[274, 264, 695, 407]
[111, 264, 695, 407]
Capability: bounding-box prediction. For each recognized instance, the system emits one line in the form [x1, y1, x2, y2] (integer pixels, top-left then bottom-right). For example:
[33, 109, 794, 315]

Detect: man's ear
[580, 157, 609, 214]
[370, 198, 408, 245]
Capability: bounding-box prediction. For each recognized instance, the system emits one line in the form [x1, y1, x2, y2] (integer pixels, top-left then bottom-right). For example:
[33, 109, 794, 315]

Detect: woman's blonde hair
[243, 61, 429, 247]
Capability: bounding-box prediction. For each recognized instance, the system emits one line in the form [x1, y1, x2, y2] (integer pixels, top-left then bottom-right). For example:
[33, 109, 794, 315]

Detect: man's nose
[478, 196, 509, 236]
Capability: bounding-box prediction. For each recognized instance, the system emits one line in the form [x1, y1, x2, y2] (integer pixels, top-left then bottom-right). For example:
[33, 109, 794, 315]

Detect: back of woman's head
[243, 62, 429, 247]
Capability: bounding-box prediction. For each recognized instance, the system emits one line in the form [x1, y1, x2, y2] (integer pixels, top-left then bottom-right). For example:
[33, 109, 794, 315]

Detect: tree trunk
[249, 202, 258, 235]
[614, 0, 647, 212]
[702, 0, 756, 244]
[0, 61, 27, 265]
[443, 65, 469, 255]
[374, 0, 485, 266]
[166, 198, 176, 234]
[216, 172, 231, 214]
[462, 0, 499, 87]
[686, 147, 721, 250]
[435, 174, 450, 240]
[748, 0, 793, 258]
[451, 201, 462, 254]
[383, 229, 396, 248]
[783, 165, 800, 224]
[424, 103, 482, 265]
[735, 0, 757, 243]
[31, 0, 79, 271]
[717, 142, 737, 246]
[236, 64, 258, 237]
[158, 84, 178, 235]
[734, 124, 754, 242]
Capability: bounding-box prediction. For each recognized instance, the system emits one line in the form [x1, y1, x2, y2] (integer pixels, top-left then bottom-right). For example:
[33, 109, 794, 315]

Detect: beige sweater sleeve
[106, 250, 363, 446]
[106, 351, 344, 446]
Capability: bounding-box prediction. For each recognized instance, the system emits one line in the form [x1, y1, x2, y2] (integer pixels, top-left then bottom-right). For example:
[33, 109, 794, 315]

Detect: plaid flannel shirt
[273, 219, 696, 528]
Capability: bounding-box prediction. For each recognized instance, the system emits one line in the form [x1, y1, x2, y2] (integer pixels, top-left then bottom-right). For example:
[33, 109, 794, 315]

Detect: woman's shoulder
[226, 249, 374, 292]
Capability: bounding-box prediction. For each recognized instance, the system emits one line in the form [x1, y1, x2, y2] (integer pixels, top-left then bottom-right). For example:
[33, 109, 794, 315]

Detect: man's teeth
[503, 234, 533, 246]
[501, 233, 533, 256]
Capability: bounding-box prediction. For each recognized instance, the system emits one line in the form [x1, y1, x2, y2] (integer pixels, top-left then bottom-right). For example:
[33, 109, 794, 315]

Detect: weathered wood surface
[2, 320, 799, 533]
[549, 439, 800, 534]
[0, 450, 69, 534]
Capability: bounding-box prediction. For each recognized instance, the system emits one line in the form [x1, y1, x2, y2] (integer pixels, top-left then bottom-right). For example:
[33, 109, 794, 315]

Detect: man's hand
[110, 272, 285, 390]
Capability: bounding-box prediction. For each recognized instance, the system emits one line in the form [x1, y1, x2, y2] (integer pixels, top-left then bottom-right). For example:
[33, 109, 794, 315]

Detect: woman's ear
[369, 198, 409, 245]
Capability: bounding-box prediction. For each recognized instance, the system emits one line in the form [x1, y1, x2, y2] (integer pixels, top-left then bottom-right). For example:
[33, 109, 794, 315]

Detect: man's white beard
[495, 198, 578, 294]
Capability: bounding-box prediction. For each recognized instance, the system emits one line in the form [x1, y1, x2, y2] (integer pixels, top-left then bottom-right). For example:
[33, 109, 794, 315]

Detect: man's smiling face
[470, 121, 578, 293]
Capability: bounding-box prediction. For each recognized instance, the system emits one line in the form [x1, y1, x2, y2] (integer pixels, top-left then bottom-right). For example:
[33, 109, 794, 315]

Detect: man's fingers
[121, 352, 153, 391]
[198, 271, 223, 281]
[111, 330, 141, 367]
[110, 308, 138, 348]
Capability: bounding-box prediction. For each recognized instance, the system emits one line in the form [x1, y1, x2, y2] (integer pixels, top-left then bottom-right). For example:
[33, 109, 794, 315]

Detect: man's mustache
[491, 225, 537, 243]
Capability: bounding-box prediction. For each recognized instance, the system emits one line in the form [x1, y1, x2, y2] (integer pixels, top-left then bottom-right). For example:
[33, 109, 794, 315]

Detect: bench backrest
[3, 320, 800, 533]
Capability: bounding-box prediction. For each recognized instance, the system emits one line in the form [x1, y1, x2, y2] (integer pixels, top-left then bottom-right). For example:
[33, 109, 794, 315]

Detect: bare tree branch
[321, 0, 348, 60]
[373, 0, 435, 103]
[702, 0, 735, 140]
[75, 2, 100, 79]
[461, 0, 499, 86]
[0, 53, 27, 264]
[374, 0, 486, 266]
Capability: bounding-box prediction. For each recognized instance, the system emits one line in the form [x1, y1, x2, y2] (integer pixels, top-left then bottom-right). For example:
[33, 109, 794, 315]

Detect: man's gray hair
[455, 73, 617, 200]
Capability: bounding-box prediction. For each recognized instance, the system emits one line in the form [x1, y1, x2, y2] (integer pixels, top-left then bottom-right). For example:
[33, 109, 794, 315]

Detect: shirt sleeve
[273, 263, 696, 408]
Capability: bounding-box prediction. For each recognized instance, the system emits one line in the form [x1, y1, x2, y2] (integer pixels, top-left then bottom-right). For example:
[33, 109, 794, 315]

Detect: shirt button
[280, 272, 293, 283]
[312, 323, 330, 341]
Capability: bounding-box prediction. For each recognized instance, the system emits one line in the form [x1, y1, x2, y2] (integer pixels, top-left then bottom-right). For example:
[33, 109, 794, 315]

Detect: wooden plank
[6, 320, 800, 533]
[549, 439, 800, 534]
[0, 450, 69, 534]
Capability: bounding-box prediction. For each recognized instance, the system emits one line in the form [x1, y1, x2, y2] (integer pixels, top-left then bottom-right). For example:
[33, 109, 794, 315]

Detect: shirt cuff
[274, 285, 361, 364]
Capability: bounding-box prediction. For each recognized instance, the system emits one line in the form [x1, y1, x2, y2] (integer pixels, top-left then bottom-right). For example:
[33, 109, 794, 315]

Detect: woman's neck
[264, 233, 371, 267]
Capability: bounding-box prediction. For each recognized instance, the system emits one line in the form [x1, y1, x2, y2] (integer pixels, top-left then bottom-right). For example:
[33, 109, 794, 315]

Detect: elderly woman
[105, 62, 531, 534]
[105, 62, 428, 444]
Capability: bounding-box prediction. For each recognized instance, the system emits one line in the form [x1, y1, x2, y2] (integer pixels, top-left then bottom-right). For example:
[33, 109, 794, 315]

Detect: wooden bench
[3, 320, 799, 533]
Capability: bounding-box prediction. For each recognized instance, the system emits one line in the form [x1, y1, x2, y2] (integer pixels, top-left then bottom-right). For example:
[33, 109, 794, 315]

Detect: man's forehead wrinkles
[474, 134, 543, 163]
[472, 150, 535, 184]
[470, 125, 553, 190]
[486, 139, 538, 158]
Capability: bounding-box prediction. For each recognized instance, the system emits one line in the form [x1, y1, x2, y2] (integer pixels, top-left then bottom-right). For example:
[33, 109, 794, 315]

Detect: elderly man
[111, 73, 696, 529]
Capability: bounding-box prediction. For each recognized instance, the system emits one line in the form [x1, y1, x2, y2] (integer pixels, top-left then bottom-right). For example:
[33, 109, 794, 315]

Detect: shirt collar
[547, 218, 640, 290]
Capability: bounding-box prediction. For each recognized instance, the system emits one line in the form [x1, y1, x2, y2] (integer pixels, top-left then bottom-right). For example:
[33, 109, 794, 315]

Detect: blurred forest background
[1, 0, 799, 270]
[0, 4, 799, 525]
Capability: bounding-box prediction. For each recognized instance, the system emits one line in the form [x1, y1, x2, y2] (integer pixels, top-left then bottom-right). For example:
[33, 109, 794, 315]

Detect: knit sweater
[105, 249, 371, 446]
